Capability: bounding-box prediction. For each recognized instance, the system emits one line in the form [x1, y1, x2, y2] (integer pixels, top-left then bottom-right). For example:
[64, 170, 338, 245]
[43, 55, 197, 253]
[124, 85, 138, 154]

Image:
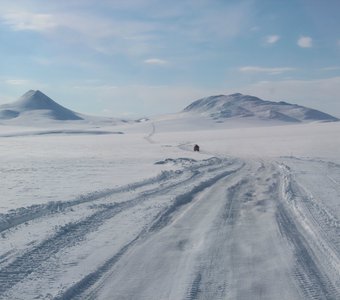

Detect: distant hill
[0, 90, 83, 121]
[183, 93, 339, 123]
[0, 90, 128, 127]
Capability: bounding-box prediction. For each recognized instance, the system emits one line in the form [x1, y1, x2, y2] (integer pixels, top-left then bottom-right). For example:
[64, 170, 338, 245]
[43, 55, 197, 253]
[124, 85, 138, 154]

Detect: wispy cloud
[3, 12, 57, 32]
[239, 66, 296, 75]
[322, 66, 340, 71]
[265, 35, 280, 44]
[2, 10, 155, 39]
[5, 79, 31, 85]
[297, 36, 313, 48]
[0, 1, 255, 59]
[143, 58, 169, 66]
[1, 9, 157, 56]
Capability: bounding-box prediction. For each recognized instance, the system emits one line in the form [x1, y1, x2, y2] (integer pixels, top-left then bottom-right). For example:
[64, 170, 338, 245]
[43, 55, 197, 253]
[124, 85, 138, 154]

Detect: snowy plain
[0, 113, 340, 299]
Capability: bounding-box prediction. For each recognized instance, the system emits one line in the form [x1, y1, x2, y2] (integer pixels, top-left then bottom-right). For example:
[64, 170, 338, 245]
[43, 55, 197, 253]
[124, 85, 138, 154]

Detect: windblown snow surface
[0, 115, 339, 300]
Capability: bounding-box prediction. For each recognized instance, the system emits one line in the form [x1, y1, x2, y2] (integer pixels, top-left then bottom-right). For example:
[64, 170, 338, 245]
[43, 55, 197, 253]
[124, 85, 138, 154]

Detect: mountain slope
[183, 93, 339, 123]
[0, 90, 83, 121]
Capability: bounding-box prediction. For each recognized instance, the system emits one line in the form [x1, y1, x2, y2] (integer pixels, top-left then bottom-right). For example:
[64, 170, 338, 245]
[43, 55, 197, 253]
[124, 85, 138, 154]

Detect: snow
[183, 93, 339, 123]
[0, 102, 339, 299]
[0, 90, 125, 126]
[0, 90, 83, 121]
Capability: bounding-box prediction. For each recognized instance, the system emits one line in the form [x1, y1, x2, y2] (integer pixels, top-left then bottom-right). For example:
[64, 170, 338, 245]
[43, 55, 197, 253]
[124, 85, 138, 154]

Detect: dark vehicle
[194, 144, 200, 152]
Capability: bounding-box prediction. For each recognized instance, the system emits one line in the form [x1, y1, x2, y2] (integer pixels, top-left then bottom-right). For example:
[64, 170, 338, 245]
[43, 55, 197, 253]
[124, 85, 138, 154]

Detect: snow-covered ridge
[183, 93, 339, 123]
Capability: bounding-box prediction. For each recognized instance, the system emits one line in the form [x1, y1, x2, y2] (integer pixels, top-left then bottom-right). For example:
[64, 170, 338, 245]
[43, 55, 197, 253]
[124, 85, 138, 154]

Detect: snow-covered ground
[0, 118, 339, 299]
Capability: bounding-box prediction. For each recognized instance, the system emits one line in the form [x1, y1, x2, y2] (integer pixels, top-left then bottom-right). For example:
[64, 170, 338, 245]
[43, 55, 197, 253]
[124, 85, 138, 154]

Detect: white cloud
[5, 79, 30, 85]
[322, 66, 340, 71]
[0, 1, 256, 58]
[3, 12, 57, 32]
[2, 9, 155, 38]
[1, 8, 157, 56]
[265, 35, 280, 44]
[239, 66, 296, 75]
[143, 58, 169, 65]
[297, 36, 313, 48]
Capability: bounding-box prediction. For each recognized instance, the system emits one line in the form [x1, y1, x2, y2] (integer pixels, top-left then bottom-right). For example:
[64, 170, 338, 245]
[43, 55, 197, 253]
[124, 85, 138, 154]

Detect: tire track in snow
[185, 162, 270, 300]
[277, 165, 340, 300]
[184, 179, 242, 300]
[0, 170, 199, 296]
[144, 122, 156, 144]
[276, 204, 339, 300]
[186, 273, 202, 300]
[54, 163, 243, 300]
[52, 159, 340, 300]
[0, 159, 239, 298]
[54, 236, 140, 300]
[148, 164, 244, 232]
[299, 184, 340, 253]
[0, 169, 176, 233]
[0, 204, 126, 296]
[0, 157, 225, 234]
[280, 163, 340, 267]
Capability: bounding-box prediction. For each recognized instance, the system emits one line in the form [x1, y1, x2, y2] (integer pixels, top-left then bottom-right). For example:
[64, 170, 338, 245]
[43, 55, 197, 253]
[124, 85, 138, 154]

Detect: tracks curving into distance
[1, 122, 339, 299]
[0, 156, 243, 299]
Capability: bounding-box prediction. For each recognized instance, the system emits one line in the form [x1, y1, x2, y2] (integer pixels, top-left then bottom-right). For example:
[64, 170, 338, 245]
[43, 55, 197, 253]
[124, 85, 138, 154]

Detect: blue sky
[0, 0, 339, 117]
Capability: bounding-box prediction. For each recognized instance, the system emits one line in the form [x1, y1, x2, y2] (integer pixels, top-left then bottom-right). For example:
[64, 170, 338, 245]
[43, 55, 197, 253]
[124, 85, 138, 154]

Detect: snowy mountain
[0, 90, 128, 127]
[183, 93, 339, 123]
[0, 90, 83, 121]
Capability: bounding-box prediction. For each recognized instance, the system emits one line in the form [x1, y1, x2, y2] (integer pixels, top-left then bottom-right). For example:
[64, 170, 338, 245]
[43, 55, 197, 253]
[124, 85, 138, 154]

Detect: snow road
[0, 121, 339, 299]
[1, 156, 339, 299]
[72, 159, 339, 300]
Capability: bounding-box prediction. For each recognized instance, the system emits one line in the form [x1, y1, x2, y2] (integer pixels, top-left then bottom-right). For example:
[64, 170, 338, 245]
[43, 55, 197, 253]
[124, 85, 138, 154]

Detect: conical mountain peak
[0, 90, 83, 121]
[15, 90, 63, 110]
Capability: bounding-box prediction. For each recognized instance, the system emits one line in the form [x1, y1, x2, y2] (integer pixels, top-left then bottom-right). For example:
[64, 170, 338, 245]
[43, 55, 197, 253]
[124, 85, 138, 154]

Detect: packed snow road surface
[1, 120, 340, 299]
[0, 155, 339, 299]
